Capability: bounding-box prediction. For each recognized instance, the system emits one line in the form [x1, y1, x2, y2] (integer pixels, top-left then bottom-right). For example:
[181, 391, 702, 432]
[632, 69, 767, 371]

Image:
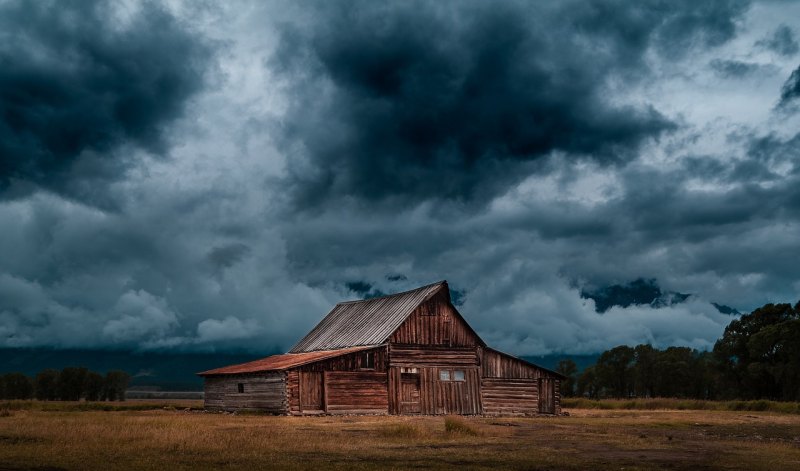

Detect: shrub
[444, 416, 479, 436]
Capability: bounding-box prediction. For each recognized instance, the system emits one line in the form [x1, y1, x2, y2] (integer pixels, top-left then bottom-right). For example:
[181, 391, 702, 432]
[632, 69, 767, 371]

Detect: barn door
[400, 373, 421, 414]
[538, 378, 555, 414]
[300, 372, 324, 413]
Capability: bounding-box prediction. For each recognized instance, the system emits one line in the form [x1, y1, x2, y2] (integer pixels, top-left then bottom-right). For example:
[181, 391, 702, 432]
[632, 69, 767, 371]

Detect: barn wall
[390, 291, 480, 347]
[325, 371, 389, 414]
[479, 349, 562, 415]
[297, 346, 387, 372]
[389, 345, 478, 367]
[203, 372, 287, 413]
[481, 378, 538, 416]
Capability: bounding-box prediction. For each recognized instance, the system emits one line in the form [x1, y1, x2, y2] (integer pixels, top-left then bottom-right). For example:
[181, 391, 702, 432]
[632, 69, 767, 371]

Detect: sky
[1, 0, 799, 356]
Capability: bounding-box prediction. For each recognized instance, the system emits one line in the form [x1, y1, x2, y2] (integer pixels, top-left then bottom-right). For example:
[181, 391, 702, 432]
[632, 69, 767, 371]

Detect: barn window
[237, 383, 244, 393]
[361, 351, 375, 369]
[453, 370, 465, 381]
[439, 370, 451, 381]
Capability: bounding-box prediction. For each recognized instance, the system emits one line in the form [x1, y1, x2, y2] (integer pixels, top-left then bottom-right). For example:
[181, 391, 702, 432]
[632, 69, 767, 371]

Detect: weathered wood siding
[390, 292, 480, 347]
[325, 371, 389, 414]
[389, 346, 478, 367]
[203, 372, 286, 413]
[297, 346, 387, 372]
[481, 378, 538, 415]
[479, 349, 561, 415]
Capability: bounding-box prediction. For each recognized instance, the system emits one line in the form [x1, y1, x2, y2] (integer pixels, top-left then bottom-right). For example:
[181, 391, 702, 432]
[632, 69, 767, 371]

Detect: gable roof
[197, 345, 379, 376]
[289, 281, 448, 353]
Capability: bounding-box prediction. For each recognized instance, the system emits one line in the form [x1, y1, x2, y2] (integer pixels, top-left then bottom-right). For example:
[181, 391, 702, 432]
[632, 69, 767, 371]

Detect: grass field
[2, 401, 800, 470]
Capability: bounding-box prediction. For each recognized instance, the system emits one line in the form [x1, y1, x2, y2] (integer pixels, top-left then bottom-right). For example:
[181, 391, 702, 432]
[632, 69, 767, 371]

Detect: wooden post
[323, 371, 329, 413]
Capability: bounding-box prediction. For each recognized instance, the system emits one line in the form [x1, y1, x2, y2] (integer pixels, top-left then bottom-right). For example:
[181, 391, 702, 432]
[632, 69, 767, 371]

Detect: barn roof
[197, 345, 379, 376]
[289, 280, 448, 353]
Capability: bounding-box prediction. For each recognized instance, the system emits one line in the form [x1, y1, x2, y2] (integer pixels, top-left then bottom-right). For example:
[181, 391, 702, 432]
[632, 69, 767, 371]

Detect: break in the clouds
[1, 0, 799, 357]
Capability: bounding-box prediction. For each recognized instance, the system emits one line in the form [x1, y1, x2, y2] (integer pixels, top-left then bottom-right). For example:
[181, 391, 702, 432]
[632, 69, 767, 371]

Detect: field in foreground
[1, 402, 800, 470]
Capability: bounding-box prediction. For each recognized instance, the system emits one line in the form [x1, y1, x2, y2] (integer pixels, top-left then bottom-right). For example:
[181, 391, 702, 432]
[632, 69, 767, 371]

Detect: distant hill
[581, 278, 741, 315]
[0, 348, 278, 391]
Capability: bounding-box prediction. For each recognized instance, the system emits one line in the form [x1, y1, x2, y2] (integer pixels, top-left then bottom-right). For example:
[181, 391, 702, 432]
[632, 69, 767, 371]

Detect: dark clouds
[756, 24, 799, 56]
[274, 0, 751, 208]
[779, 65, 800, 108]
[1, 0, 799, 357]
[0, 0, 211, 203]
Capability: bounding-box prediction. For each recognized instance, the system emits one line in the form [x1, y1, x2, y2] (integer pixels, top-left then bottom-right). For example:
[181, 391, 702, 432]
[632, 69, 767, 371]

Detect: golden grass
[1, 402, 800, 470]
[562, 398, 800, 414]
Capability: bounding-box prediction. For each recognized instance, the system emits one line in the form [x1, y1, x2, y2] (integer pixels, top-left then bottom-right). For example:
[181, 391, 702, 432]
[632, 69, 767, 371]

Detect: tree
[577, 365, 600, 398]
[595, 345, 635, 398]
[713, 302, 800, 399]
[746, 318, 800, 401]
[555, 359, 578, 397]
[35, 369, 60, 401]
[2, 373, 34, 399]
[84, 372, 105, 402]
[58, 367, 89, 401]
[104, 370, 130, 401]
[633, 344, 657, 398]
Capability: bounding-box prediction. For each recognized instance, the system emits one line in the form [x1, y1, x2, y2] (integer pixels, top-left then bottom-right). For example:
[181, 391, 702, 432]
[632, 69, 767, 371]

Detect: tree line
[556, 301, 800, 401]
[0, 367, 130, 401]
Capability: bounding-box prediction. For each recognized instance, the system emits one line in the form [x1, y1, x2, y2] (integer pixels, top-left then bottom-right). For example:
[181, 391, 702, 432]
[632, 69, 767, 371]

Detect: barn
[198, 281, 563, 415]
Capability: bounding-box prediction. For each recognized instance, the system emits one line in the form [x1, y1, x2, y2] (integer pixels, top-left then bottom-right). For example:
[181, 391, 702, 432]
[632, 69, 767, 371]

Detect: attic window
[361, 351, 375, 369]
[237, 383, 244, 393]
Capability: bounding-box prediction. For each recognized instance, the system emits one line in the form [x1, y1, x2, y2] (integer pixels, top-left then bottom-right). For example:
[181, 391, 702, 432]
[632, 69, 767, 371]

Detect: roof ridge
[336, 280, 447, 305]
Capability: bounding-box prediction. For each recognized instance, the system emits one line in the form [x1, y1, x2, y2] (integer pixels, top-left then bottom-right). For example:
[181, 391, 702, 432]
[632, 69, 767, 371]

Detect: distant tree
[3, 373, 34, 399]
[555, 359, 578, 397]
[595, 345, 635, 398]
[58, 367, 89, 401]
[713, 302, 800, 399]
[633, 344, 657, 398]
[104, 370, 130, 402]
[35, 369, 60, 401]
[84, 372, 105, 402]
[576, 365, 600, 399]
[746, 318, 800, 401]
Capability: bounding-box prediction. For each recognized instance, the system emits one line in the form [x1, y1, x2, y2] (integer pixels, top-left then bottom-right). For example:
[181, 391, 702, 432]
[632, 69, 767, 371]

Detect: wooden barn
[198, 281, 563, 415]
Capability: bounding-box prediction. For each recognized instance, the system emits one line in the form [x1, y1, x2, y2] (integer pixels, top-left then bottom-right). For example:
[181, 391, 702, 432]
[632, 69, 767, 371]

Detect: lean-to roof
[197, 345, 379, 376]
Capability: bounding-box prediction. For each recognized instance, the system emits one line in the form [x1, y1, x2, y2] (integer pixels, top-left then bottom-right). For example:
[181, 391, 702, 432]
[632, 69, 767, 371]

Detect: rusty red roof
[197, 345, 379, 376]
[289, 281, 447, 352]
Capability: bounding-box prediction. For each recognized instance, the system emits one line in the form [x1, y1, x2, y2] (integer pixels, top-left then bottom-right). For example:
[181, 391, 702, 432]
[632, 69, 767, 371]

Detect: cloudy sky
[1, 0, 799, 356]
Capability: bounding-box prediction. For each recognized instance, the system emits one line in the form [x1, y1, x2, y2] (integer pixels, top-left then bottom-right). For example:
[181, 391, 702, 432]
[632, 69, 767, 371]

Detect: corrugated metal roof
[289, 281, 447, 353]
[197, 345, 378, 376]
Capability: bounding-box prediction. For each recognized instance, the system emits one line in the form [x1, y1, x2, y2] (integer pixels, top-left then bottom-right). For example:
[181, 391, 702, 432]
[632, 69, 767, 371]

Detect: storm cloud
[0, 0, 211, 204]
[274, 0, 750, 207]
[1, 0, 799, 358]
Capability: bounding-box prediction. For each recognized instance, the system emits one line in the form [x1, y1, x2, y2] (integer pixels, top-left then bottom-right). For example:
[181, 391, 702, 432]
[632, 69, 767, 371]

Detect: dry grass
[562, 398, 800, 414]
[1, 401, 800, 470]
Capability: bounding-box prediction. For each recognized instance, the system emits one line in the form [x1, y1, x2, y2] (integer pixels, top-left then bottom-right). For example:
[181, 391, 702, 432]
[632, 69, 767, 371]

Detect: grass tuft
[444, 415, 479, 436]
[380, 423, 424, 439]
[0, 407, 11, 417]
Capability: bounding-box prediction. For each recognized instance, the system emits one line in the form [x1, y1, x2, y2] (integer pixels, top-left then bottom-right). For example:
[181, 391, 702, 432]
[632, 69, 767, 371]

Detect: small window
[361, 352, 375, 369]
[453, 370, 465, 381]
[237, 383, 244, 393]
[439, 370, 451, 381]
[401, 367, 418, 374]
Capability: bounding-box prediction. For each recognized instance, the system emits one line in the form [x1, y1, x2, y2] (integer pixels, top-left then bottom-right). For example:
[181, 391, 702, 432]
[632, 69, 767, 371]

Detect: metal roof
[197, 345, 379, 376]
[289, 281, 447, 353]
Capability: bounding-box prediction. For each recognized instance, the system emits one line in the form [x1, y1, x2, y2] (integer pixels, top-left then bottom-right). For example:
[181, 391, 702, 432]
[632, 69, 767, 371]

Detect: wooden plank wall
[325, 371, 389, 414]
[389, 346, 478, 367]
[298, 347, 387, 372]
[479, 349, 562, 415]
[203, 372, 287, 413]
[481, 378, 538, 416]
[389, 292, 480, 347]
[287, 370, 300, 415]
